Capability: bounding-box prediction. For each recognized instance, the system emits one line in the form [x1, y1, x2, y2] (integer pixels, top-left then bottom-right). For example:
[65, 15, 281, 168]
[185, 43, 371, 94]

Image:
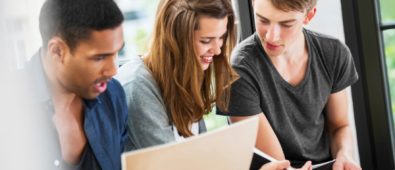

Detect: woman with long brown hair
[116, 0, 238, 149]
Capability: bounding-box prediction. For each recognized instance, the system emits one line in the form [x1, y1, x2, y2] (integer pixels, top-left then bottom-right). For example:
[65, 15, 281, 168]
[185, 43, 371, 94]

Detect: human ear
[303, 7, 317, 25]
[47, 37, 68, 63]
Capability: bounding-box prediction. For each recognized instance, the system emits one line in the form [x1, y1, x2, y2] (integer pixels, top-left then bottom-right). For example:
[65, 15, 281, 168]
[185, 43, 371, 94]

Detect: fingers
[344, 162, 362, 170]
[333, 161, 344, 170]
[299, 161, 312, 170]
[286, 161, 312, 170]
[276, 160, 291, 169]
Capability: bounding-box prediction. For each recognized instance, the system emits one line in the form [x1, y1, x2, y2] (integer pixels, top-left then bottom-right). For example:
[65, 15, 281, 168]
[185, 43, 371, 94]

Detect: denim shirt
[24, 50, 129, 170]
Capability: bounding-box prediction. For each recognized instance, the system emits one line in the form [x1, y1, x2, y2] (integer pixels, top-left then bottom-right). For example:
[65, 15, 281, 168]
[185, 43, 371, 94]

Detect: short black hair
[39, 0, 124, 52]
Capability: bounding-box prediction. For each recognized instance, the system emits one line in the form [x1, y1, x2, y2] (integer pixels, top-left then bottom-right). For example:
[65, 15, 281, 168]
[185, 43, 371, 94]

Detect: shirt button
[54, 159, 60, 167]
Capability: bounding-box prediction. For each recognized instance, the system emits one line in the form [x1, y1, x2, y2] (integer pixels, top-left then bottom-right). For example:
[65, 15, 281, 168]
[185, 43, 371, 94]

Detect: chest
[53, 102, 87, 165]
[269, 52, 309, 87]
[272, 59, 308, 87]
[254, 53, 333, 114]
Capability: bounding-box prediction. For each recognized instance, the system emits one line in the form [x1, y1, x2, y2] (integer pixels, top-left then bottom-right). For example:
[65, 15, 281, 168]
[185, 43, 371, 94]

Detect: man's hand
[260, 161, 312, 170]
[333, 152, 361, 170]
[288, 161, 312, 170]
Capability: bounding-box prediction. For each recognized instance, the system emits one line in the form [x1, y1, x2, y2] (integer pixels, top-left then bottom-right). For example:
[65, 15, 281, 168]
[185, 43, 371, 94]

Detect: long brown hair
[144, 0, 238, 137]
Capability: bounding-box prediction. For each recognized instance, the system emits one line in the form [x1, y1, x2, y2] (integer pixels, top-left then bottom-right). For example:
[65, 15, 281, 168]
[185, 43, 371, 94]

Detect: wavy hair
[144, 0, 238, 137]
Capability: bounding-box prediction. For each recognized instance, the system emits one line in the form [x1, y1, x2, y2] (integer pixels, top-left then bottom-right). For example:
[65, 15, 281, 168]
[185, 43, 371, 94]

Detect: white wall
[0, 0, 45, 169]
[2, 0, 44, 69]
[307, 0, 345, 42]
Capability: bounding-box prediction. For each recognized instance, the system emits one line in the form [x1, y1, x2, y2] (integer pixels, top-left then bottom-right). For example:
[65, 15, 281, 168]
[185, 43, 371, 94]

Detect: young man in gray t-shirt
[217, 0, 361, 169]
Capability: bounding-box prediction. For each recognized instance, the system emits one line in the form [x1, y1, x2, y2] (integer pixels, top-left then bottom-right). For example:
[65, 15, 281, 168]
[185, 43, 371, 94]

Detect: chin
[263, 48, 282, 57]
[80, 92, 100, 100]
[202, 65, 210, 71]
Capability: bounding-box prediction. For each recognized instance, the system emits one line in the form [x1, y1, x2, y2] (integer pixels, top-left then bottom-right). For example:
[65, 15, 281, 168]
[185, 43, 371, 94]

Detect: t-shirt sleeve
[122, 76, 175, 150]
[331, 41, 359, 93]
[217, 58, 263, 116]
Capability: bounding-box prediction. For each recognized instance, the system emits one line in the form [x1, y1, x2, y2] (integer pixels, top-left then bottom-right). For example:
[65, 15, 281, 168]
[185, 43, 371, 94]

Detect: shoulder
[305, 29, 352, 68]
[106, 78, 124, 97]
[20, 50, 52, 103]
[305, 29, 350, 55]
[116, 57, 156, 89]
[231, 33, 262, 66]
[115, 57, 162, 102]
[101, 79, 127, 111]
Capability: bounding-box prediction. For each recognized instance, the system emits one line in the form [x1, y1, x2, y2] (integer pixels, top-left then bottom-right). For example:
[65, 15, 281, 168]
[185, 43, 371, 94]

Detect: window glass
[116, 0, 159, 65]
[383, 29, 395, 123]
[380, 0, 395, 24]
[380, 0, 395, 124]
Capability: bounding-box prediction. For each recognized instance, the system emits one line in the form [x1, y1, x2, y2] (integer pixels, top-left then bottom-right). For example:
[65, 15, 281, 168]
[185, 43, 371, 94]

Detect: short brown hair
[270, 0, 317, 12]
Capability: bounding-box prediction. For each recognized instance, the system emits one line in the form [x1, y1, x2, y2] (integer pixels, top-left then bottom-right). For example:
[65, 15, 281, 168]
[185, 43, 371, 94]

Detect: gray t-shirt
[116, 56, 206, 151]
[217, 29, 358, 165]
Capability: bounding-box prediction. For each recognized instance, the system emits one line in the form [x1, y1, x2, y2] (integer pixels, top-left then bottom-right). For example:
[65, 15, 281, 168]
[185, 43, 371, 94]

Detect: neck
[282, 32, 306, 62]
[54, 94, 81, 113]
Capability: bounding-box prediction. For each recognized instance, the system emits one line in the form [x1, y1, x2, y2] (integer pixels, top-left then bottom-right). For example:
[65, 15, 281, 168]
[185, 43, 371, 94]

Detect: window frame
[341, 0, 395, 169]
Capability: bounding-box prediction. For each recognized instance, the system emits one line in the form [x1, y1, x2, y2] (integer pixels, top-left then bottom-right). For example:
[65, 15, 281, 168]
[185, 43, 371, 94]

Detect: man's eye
[94, 56, 105, 61]
[281, 24, 293, 28]
[260, 19, 269, 24]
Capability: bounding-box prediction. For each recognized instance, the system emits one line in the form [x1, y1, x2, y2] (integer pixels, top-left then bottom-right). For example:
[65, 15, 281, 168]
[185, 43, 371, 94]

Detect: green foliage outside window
[380, 0, 395, 122]
[380, 0, 395, 23]
[384, 30, 395, 115]
[204, 107, 229, 131]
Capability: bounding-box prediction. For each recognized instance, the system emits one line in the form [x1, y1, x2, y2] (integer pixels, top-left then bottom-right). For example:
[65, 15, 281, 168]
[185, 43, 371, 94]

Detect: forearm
[330, 124, 353, 158]
[256, 136, 285, 160]
[231, 114, 285, 160]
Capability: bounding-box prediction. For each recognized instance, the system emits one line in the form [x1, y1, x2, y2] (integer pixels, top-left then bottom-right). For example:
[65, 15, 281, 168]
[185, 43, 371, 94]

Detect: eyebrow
[94, 42, 125, 57]
[200, 32, 227, 40]
[255, 13, 297, 24]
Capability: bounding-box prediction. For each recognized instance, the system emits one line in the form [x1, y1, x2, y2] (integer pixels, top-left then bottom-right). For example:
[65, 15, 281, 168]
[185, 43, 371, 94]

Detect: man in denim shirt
[22, 0, 128, 169]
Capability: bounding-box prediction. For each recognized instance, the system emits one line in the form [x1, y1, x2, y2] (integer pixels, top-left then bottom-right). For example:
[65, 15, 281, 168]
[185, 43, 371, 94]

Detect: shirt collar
[29, 49, 52, 104]
[84, 97, 102, 111]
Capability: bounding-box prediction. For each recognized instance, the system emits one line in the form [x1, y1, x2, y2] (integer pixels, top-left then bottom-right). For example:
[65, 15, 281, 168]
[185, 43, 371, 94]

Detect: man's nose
[265, 24, 280, 42]
[103, 55, 118, 77]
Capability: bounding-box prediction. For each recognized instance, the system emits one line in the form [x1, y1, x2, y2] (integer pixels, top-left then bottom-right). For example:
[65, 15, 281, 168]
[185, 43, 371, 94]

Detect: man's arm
[232, 114, 313, 170]
[325, 88, 361, 170]
[230, 114, 285, 160]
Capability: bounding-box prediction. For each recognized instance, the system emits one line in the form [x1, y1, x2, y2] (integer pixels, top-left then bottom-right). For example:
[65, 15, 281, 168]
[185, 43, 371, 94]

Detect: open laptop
[122, 117, 259, 170]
